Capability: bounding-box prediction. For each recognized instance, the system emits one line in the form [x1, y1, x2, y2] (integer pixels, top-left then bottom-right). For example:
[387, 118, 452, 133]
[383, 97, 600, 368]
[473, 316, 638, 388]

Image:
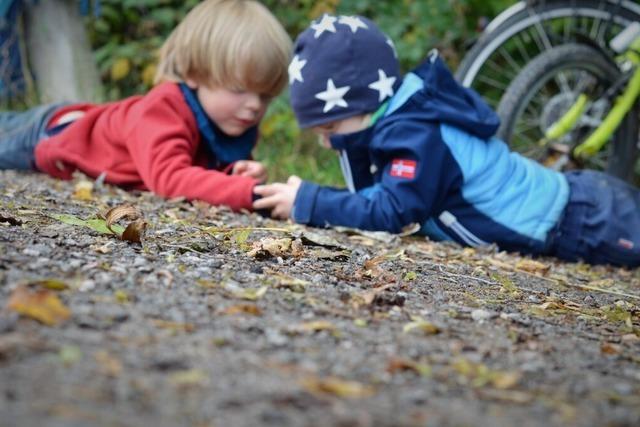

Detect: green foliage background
[86, 0, 513, 186]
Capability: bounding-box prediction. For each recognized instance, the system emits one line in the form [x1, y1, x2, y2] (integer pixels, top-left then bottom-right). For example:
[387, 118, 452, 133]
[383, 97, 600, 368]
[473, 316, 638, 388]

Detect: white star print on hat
[315, 79, 350, 113]
[368, 69, 397, 102]
[338, 16, 368, 33]
[311, 14, 337, 38]
[288, 55, 307, 84]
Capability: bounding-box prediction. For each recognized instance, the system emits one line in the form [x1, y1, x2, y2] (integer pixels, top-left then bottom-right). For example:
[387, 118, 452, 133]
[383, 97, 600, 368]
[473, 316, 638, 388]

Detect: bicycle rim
[496, 43, 639, 181]
[456, 0, 640, 108]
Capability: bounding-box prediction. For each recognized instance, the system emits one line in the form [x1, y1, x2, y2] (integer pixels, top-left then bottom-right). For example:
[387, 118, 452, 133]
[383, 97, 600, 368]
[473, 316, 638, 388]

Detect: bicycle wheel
[496, 43, 639, 182]
[456, 0, 640, 109]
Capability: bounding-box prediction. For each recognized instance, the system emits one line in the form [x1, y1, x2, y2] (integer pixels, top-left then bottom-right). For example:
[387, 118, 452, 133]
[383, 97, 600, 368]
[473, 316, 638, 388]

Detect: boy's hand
[232, 160, 268, 183]
[253, 176, 302, 219]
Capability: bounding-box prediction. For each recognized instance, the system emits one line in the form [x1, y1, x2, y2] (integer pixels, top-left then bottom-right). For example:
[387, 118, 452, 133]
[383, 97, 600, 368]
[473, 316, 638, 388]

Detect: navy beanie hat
[288, 14, 402, 129]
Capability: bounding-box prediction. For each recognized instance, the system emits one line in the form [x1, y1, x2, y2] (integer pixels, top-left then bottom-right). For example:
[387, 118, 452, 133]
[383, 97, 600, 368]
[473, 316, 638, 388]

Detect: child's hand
[232, 160, 268, 183]
[252, 176, 302, 219]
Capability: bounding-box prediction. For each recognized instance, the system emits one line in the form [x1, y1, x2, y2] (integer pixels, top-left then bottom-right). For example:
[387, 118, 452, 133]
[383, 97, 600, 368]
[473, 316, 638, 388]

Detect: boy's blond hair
[155, 0, 291, 97]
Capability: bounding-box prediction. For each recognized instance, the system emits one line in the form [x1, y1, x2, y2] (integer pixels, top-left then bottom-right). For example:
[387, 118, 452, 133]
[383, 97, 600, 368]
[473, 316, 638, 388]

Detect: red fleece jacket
[34, 82, 258, 211]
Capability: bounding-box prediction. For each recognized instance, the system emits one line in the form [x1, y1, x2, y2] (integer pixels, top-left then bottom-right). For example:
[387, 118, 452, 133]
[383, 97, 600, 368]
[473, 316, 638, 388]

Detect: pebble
[471, 309, 495, 322]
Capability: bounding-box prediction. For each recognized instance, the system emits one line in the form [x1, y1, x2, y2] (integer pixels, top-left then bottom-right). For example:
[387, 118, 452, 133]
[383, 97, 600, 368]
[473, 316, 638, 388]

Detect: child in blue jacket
[254, 14, 640, 267]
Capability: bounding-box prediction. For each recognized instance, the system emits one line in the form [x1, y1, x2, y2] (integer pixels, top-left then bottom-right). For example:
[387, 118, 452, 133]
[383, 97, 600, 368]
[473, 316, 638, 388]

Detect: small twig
[203, 226, 291, 234]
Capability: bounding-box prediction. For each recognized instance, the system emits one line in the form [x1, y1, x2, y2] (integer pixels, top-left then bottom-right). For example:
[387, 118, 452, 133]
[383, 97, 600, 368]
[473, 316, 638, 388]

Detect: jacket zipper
[438, 211, 489, 247]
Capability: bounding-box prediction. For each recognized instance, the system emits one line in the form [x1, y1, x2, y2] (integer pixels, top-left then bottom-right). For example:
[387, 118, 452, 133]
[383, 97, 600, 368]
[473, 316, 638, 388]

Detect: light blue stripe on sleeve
[440, 124, 569, 242]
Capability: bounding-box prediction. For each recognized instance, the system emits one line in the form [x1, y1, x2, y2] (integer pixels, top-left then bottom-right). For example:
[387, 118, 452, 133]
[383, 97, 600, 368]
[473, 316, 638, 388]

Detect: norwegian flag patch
[618, 238, 634, 250]
[390, 159, 417, 179]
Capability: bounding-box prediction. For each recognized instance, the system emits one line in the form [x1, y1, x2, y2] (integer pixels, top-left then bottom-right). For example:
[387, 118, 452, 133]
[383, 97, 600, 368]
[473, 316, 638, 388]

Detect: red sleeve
[126, 94, 257, 211]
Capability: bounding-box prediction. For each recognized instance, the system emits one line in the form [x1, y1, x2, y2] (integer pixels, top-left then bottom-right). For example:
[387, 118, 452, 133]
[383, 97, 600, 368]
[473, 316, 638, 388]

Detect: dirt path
[1, 170, 640, 427]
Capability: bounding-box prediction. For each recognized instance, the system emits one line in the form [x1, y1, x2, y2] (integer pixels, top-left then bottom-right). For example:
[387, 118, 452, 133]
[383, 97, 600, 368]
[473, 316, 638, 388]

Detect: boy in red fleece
[0, 0, 291, 211]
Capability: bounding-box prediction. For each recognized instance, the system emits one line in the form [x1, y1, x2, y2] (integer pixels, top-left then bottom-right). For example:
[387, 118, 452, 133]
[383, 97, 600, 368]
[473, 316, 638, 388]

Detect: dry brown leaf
[0, 211, 23, 226]
[291, 238, 305, 257]
[600, 342, 622, 355]
[103, 204, 142, 234]
[300, 376, 376, 398]
[515, 259, 550, 275]
[354, 283, 396, 306]
[247, 237, 292, 258]
[94, 350, 123, 377]
[152, 319, 196, 332]
[6, 285, 71, 326]
[221, 304, 262, 316]
[387, 357, 431, 376]
[121, 219, 147, 243]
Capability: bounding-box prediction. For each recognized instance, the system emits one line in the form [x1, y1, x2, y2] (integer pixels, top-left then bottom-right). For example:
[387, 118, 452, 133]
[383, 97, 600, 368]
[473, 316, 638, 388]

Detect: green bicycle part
[544, 94, 589, 140]
[574, 64, 640, 158]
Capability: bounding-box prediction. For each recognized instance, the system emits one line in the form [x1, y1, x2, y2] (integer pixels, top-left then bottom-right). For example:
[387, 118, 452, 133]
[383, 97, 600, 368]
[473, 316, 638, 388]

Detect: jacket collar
[179, 83, 257, 168]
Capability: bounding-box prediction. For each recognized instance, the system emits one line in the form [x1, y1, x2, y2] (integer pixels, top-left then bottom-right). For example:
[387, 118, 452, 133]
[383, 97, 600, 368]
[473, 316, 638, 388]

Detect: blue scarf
[179, 83, 257, 169]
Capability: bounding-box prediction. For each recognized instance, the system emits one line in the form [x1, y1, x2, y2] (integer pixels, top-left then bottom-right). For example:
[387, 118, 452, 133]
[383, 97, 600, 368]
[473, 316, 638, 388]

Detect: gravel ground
[1, 169, 640, 427]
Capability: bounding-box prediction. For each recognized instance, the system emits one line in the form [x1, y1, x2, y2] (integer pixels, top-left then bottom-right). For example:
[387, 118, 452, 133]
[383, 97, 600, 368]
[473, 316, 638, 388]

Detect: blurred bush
[84, 0, 513, 185]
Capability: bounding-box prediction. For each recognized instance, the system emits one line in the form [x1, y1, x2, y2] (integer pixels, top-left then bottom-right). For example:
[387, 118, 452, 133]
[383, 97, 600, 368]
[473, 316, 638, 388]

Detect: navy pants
[0, 103, 62, 170]
[546, 170, 640, 267]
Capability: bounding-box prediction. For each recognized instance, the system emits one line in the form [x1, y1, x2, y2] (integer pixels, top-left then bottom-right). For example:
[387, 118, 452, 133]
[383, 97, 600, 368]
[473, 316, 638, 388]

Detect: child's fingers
[232, 161, 248, 175]
[253, 183, 282, 197]
[253, 192, 281, 210]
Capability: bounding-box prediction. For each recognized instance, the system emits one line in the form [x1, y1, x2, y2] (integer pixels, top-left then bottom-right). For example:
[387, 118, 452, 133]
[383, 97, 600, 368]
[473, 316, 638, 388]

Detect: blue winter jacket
[292, 53, 570, 255]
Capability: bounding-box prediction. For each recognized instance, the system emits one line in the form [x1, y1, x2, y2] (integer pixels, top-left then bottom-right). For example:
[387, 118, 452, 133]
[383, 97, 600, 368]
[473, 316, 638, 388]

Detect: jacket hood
[385, 52, 500, 139]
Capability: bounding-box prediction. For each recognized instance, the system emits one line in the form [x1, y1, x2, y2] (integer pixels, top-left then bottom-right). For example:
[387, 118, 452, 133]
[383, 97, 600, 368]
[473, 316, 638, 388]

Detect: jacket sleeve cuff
[292, 181, 319, 224]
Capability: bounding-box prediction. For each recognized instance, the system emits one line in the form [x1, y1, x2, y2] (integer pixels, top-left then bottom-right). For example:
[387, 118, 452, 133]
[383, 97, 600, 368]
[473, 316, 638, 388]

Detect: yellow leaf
[169, 369, 209, 387]
[298, 320, 337, 333]
[111, 58, 131, 81]
[114, 290, 129, 304]
[72, 180, 93, 201]
[300, 376, 376, 398]
[7, 285, 71, 326]
[402, 316, 440, 335]
[515, 259, 550, 275]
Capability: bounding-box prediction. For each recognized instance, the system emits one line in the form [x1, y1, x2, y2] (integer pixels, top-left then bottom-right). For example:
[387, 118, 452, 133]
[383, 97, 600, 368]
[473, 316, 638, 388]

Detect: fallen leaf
[72, 180, 94, 201]
[121, 219, 147, 243]
[94, 350, 123, 377]
[103, 204, 142, 234]
[297, 320, 337, 333]
[0, 211, 23, 226]
[52, 213, 124, 235]
[402, 316, 440, 335]
[223, 282, 268, 301]
[221, 304, 262, 316]
[387, 357, 431, 376]
[300, 376, 376, 398]
[515, 259, 550, 275]
[247, 237, 292, 258]
[59, 345, 83, 366]
[297, 230, 344, 249]
[7, 285, 71, 326]
[169, 369, 209, 388]
[33, 279, 69, 291]
[266, 271, 308, 293]
[152, 319, 196, 332]
[601, 342, 622, 355]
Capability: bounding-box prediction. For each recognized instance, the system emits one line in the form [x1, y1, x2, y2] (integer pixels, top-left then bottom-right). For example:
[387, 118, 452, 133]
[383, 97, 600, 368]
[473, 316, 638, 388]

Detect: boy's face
[187, 80, 272, 136]
[311, 114, 371, 148]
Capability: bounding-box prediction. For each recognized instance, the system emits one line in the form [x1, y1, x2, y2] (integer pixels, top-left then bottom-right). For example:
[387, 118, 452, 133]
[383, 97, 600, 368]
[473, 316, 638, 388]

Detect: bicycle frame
[541, 27, 640, 159]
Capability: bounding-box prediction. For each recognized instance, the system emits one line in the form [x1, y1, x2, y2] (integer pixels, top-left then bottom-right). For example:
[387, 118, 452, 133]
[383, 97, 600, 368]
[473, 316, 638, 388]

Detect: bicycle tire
[455, 0, 640, 108]
[496, 42, 639, 182]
